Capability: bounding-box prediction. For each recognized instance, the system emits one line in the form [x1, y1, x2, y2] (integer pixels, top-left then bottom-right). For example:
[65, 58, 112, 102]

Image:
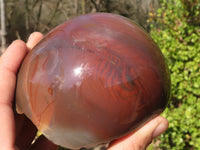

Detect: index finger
[0, 40, 28, 150]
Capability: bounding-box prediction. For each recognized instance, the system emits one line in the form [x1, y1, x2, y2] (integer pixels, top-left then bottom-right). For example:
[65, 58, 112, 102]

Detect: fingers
[108, 116, 169, 150]
[26, 32, 44, 50]
[0, 40, 27, 75]
[28, 135, 58, 150]
[0, 40, 28, 150]
[0, 32, 43, 150]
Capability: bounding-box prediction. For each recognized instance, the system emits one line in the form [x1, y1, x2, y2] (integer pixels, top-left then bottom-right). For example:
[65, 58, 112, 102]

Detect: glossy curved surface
[16, 13, 170, 149]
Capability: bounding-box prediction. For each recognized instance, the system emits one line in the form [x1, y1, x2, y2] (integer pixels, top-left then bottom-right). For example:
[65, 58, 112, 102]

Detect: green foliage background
[149, 0, 200, 149]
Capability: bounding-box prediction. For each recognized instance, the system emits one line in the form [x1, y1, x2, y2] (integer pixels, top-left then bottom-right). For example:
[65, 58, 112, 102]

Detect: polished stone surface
[16, 13, 170, 149]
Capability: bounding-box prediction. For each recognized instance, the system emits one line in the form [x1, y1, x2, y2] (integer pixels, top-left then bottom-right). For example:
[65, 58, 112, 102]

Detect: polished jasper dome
[16, 13, 170, 149]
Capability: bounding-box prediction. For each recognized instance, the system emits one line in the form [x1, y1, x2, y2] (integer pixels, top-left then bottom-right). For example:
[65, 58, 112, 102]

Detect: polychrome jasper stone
[16, 13, 170, 149]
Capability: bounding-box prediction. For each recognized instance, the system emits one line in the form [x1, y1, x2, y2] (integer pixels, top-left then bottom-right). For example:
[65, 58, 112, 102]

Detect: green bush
[149, 0, 200, 149]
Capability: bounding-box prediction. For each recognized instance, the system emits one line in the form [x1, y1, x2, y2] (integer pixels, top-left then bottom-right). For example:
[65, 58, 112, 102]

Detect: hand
[108, 116, 168, 150]
[0, 32, 58, 150]
[0, 32, 168, 150]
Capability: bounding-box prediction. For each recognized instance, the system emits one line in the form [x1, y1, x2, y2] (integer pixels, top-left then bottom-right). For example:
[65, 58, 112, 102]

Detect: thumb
[108, 116, 168, 150]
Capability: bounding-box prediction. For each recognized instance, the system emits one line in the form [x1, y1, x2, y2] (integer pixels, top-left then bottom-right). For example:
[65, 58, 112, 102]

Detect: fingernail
[27, 33, 35, 49]
[152, 122, 168, 138]
[27, 33, 34, 43]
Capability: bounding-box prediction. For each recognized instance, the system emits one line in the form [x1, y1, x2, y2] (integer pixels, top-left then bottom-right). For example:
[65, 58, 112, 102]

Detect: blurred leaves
[149, 0, 200, 149]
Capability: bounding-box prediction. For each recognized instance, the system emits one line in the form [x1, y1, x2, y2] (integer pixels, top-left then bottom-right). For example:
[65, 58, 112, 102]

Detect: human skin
[0, 32, 168, 150]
